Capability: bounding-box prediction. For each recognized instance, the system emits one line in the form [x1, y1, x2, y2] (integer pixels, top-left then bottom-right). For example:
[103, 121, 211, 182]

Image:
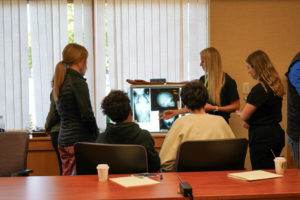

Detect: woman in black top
[53, 43, 99, 175]
[45, 89, 62, 175]
[237, 50, 285, 170]
[160, 47, 240, 123]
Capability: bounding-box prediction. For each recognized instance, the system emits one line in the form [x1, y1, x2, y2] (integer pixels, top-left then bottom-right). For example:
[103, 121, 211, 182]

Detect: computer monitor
[129, 84, 184, 133]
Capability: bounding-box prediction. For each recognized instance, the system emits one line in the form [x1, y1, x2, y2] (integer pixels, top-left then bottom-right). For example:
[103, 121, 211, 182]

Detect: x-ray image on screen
[159, 110, 178, 130]
[151, 88, 180, 111]
[132, 88, 151, 122]
[130, 85, 183, 132]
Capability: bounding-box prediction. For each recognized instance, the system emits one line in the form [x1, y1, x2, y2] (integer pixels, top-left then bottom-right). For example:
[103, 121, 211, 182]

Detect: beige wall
[210, 0, 300, 169]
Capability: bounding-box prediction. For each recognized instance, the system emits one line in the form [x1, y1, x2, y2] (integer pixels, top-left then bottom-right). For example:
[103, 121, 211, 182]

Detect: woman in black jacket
[53, 43, 99, 175]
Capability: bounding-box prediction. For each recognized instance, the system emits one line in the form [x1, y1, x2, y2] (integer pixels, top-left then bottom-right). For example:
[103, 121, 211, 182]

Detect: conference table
[0, 169, 300, 200]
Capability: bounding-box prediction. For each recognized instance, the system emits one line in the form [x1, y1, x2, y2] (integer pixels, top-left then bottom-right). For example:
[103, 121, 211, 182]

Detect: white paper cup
[97, 164, 109, 181]
[274, 157, 286, 174]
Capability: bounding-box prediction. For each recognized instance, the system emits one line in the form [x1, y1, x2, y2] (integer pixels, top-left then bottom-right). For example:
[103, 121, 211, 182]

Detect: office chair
[0, 132, 33, 176]
[175, 138, 248, 172]
[74, 142, 148, 175]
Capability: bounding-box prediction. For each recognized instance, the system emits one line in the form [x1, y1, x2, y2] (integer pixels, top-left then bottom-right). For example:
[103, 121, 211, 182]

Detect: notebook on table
[228, 170, 283, 181]
[110, 176, 160, 188]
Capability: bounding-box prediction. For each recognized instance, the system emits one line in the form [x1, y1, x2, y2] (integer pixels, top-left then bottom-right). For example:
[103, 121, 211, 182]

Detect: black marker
[159, 169, 163, 180]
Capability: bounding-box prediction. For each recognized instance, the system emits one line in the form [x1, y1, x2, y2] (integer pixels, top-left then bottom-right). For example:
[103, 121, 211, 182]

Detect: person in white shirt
[159, 81, 236, 172]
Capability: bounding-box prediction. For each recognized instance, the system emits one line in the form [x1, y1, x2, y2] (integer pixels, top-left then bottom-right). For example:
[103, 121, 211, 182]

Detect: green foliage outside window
[68, 4, 74, 43]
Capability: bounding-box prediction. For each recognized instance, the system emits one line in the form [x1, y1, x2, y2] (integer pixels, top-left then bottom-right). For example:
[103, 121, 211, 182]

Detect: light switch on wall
[242, 82, 250, 94]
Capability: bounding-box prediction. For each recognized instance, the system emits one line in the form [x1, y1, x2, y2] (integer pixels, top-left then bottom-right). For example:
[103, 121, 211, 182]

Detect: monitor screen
[130, 85, 183, 133]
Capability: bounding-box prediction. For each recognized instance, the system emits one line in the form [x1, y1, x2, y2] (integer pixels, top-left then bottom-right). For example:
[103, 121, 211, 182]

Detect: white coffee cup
[274, 157, 286, 174]
[97, 164, 109, 181]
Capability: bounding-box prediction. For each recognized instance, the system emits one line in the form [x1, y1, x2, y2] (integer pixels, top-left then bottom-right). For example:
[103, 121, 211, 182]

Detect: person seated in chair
[159, 81, 236, 172]
[96, 90, 161, 172]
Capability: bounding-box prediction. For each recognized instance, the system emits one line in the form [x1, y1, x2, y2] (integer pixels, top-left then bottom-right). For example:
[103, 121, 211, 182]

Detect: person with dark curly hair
[96, 90, 160, 172]
[159, 81, 235, 171]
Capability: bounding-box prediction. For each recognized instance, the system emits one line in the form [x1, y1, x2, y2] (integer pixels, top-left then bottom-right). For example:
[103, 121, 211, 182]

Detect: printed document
[228, 170, 283, 181]
[110, 176, 160, 187]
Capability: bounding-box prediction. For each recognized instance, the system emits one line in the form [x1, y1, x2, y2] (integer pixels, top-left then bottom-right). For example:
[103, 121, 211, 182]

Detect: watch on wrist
[214, 106, 218, 112]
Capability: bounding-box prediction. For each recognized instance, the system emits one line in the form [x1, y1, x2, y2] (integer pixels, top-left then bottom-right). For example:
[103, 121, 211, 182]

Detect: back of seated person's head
[101, 90, 131, 123]
[181, 81, 208, 111]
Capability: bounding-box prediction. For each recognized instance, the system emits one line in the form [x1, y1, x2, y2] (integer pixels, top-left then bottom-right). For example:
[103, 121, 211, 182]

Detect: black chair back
[0, 132, 31, 176]
[175, 138, 248, 172]
[74, 142, 148, 175]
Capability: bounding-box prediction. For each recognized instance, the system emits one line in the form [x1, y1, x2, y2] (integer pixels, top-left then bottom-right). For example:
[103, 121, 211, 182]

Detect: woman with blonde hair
[53, 43, 99, 175]
[160, 47, 240, 123]
[237, 50, 285, 170]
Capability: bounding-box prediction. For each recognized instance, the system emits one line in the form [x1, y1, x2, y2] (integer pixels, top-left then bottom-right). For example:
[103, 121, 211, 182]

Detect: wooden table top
[0, 169, 300, 200]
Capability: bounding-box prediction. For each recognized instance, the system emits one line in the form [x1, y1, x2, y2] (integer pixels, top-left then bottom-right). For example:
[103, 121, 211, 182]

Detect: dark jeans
[249, 124, 285, 170]
[287, 135, 300, 168]
[250, 143, 283, 170]
[50, 132, 62, 175]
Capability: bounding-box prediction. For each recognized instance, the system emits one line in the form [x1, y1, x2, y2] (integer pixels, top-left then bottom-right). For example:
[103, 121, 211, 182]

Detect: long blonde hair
[53, 43, 88, 101]
[200, 47, 225, 105]
[246, 50, 285, 97]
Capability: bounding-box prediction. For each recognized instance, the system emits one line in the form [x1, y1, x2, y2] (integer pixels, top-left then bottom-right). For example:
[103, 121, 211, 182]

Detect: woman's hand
[235, 110, 241, 116]
[242, 121, 250, 129]
[159, 110, 177, 120]
[236, 110, 250, 129]
[45, 130, 51, 136]
[204, 103, 215, 111]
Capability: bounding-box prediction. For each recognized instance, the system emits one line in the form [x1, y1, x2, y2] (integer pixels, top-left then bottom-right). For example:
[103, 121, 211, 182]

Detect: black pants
[249, 124, 285, 170]
[50, 132, 63, 175]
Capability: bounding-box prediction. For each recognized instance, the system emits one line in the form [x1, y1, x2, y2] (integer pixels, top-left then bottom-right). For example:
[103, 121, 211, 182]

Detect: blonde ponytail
[52, 43, 88, 101]
[53, 61, 66, 101]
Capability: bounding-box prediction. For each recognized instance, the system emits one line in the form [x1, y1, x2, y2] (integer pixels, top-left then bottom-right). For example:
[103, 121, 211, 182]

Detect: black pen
[159, 169, 163, 180]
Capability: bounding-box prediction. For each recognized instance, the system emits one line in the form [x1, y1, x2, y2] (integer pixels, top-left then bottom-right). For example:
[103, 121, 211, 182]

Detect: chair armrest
[11, 169, 34, 177]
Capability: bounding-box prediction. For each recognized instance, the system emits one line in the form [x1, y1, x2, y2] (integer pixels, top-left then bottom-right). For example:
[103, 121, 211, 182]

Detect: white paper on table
[228, 170, 283, 181]
[109, 176, 160, 187]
